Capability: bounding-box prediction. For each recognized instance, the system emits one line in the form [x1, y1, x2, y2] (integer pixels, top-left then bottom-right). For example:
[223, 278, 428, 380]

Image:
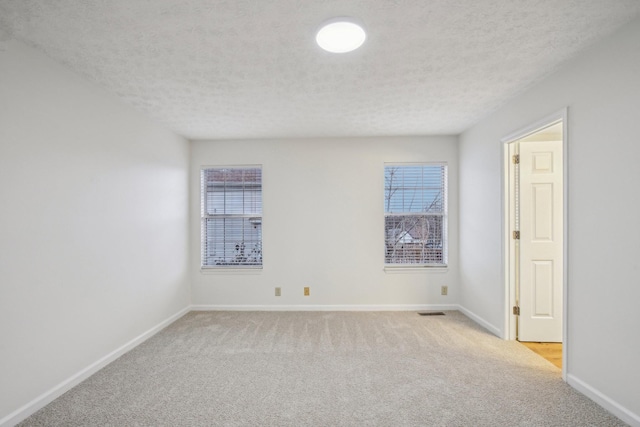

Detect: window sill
[200, 267, 263, 275]
[384, 265, 449, 274]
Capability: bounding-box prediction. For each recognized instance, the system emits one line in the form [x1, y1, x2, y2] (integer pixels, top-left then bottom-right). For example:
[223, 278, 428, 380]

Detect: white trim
[383, 266, 449, 274]
[200, 165, 264, 270]
[567, 374, 640, 427]
[0, 306, 191, 427]
[457, 305, 502, 337]
[383, 162, 449, 268]
[561, 109, 569, 382]
[500, 109, 566, 144]
[190, 304, 460, 312]
[500, 107, 569, 380]
[502, 141, 516, 341]
[384, 161, 449, 167]
[200, 267, 263, 275]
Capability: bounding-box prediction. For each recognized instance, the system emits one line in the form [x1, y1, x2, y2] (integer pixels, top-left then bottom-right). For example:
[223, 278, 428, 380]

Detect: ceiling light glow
[316, 18, 366, 53]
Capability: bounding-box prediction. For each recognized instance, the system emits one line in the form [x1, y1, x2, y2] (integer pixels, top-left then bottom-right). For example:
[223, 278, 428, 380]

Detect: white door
[518, 139, 563, 342]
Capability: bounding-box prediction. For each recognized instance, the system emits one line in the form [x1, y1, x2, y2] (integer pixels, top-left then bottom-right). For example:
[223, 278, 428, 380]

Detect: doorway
[503, 110, 568, 377]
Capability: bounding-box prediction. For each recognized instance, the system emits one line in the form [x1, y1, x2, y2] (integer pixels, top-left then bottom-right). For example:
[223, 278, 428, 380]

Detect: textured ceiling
[1, 1, 639, 140]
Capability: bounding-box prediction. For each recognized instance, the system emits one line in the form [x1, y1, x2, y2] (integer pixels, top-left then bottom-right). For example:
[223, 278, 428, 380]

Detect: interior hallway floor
[520, 342, 563, 369]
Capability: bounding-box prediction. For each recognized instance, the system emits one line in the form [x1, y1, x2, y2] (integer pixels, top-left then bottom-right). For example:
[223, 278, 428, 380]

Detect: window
[201, 167, 262, 268]
[384, 163, 447, 266]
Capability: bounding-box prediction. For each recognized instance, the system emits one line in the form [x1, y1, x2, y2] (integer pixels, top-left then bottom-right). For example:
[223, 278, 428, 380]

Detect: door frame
[501, 108, 569, 380]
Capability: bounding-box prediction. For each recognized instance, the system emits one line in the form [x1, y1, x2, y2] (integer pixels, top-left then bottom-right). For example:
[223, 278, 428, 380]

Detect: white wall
[0, 41, 190, 423]
[459, 18, 640, 423]
[191, 137, 458, 308]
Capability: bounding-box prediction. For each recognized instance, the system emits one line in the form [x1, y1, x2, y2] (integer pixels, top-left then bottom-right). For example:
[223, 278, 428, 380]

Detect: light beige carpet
[19, 311, 625, 426]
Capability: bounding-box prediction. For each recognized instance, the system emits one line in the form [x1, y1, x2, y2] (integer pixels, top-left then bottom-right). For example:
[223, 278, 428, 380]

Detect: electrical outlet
[441, 286, 448, 296]
[304, 287, 310, 296]
[275, 287, 281, 297]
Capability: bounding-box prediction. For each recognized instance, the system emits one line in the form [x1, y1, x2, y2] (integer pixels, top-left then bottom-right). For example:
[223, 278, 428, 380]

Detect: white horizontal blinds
[201, 167, 262, 267]
[384, 164, 447, 266]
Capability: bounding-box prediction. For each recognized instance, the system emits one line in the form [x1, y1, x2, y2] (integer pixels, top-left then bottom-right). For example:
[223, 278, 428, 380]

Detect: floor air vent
[418, 311, 446, 316]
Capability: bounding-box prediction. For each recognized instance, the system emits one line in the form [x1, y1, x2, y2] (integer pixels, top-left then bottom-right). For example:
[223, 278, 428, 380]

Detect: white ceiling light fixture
[315, 17, 366, 53]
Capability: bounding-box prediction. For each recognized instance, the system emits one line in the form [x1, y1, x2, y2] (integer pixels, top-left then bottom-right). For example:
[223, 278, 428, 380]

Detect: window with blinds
[384, 163, 447, 266]
[201, 167, 262, 268]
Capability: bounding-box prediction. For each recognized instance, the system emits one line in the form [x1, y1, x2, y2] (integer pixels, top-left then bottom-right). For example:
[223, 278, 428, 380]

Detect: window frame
[200, 165, 263, 270]
[383, 162, 448, 268]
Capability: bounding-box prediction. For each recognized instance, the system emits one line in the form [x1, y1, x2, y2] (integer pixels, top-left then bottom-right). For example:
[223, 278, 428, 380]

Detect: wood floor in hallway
[520, 341, 562, 369]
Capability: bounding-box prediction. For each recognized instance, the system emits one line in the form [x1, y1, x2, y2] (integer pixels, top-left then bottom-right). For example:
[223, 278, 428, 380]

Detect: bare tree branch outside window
[384, 164, 447, 265]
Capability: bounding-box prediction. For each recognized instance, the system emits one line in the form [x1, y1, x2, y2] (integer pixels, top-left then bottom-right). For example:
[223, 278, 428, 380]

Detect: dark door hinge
[513, 306, 520, 316]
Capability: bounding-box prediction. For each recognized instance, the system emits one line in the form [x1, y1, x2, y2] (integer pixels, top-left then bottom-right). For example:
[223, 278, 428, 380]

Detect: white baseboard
[567, 374, 640, 427]
[190, 304, 460, 312]
[0, 306, 191, 427]
[456, 304, 502, 337]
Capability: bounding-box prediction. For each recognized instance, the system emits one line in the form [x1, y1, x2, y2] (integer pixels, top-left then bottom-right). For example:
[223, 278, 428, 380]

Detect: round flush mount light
[315, 18, 366, 53]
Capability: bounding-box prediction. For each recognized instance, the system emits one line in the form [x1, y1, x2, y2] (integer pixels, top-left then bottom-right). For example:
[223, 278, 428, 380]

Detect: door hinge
[512, 230, 520, 240]
[513, 306, 520, 316]
[512, 154, 520, 164]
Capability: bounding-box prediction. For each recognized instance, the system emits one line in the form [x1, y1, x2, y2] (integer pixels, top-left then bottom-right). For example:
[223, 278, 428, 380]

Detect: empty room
[1, 1, 639, 426]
